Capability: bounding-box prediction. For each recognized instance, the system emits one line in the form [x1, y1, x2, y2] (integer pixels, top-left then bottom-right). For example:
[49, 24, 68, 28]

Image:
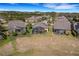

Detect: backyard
[0, 32, 79, 56]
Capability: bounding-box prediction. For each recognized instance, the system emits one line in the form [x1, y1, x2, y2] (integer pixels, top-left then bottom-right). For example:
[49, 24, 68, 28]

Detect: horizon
[0, 3, 79, 13]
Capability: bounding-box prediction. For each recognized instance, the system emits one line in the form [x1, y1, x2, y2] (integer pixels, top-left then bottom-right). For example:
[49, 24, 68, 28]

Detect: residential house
[32, 22, 48, 34]
[26, 16, 42, 23]
[53, 16, 71, 35]
[8, 20, 26, 35]
[0, 17, 6, 24]
[73, 22, 79, 35]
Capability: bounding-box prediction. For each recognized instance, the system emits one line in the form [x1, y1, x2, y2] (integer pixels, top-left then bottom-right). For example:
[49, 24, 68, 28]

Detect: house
[32, 22, 48, 34]
[8, 20, 26, 35]
[53, 16, 71, 35]
[73, 22, 79, 35]
[26, 16, 42, 23]
[0, 17, 6, 24]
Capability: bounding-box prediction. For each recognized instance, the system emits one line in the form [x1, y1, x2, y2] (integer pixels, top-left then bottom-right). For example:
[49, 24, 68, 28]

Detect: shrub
[71, 30, 77, 37]
[12, 32, 17, 36]
[26, 23, 32, 35]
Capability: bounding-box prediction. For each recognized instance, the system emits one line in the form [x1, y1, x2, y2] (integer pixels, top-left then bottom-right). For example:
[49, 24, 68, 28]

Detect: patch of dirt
[15, 34, 79, 55]
[0, 42, 14, 56]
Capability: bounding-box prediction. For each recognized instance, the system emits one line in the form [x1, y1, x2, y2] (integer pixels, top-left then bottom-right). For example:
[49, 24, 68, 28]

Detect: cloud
[43, 3, 57, 9]
[55, 4, 76, 9]
[43, 3, 78, 10]
[0, 8, 8, 11]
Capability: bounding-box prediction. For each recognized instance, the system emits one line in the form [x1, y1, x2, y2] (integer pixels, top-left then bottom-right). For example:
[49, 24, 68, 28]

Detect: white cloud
[43, 3, 57, 9]
[0, 8, 8, 11]
[55, 4, 76, 9]
[43, 3, 77, 10]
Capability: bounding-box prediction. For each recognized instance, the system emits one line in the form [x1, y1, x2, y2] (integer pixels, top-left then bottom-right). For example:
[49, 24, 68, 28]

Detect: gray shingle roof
[8, 20, 26, 30]
[54, 16, 71, 30]
[33, 22, 48, 29]
[27, 16, 42, 20]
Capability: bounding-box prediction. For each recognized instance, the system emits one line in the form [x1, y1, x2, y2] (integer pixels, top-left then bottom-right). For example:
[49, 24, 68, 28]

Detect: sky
[0, 3, 79, 12]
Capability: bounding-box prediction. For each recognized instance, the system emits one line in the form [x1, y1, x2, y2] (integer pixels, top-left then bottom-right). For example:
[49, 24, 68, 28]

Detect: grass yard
[0, 32, 79, 56]
[0, 36, 12, 47]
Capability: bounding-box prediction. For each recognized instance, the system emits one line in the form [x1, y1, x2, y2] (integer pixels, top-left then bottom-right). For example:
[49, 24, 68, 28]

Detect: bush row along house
[0, 15, 79, 39]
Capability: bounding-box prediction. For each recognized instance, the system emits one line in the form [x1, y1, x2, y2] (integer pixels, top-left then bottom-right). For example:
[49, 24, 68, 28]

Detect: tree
[0, 25, 7, 39]
[26, 23, 32, 35]
[41, 17, 47, 21]
[73, 16, 79, 22]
